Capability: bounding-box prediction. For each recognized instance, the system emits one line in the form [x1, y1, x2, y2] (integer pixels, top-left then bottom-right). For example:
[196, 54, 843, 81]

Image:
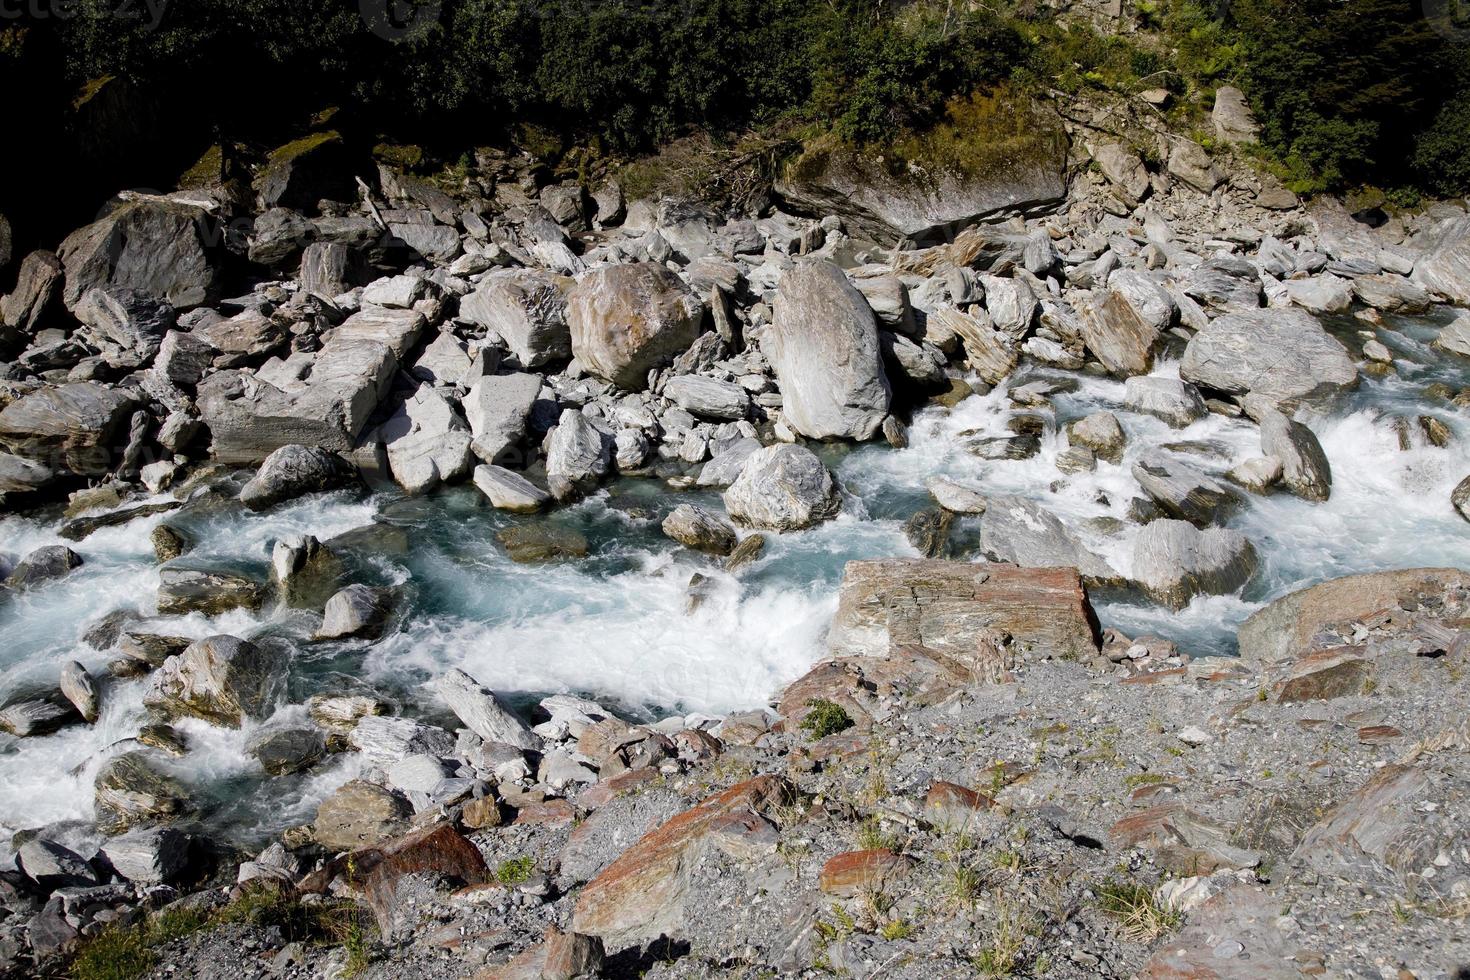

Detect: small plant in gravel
[879, 917, 914, 940]
[1096, 879, 1182, 940]
[855, 814, 902, 852]
[496, 856, 536, 885]
[801, 699, 854, 740]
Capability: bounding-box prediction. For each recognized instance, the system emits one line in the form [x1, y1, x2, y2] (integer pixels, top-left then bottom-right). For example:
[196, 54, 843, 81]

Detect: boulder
[462, 372, 542, 465]
[567, 263, 702, 390]
[1411, 215, 1470, 307]
[314, 780, 411, 852]
[928, 477, 988, 514]
[382, 387, 474, 494]
[1226, 456, 1284, 494]
[254, 131, 355, 211]
[1454, 474, 1470, 523]
[271, 534, 344, 609]
[545, 409, 611, 501]
[819, 849, 915, 898]
[299, 241, 363, 298]
[59, 661, 100, 723]
[0, 382, 138, 478]
[663, 376, 749, 421]
[1132, 454, 1240, 527]
[460, 270, 572, 369]
[932, 307, 1018, 384]
[152, 330, 218, 387]
[17, 838, 98, 891]
[661, 504, 738, 555]
[143, 635, 287, 727]
[99, 827, 190, 884]
[156, 567, 265, 615]
[316, 584, 395, 641]
[1124, 376, 1206, 428]
[1434, 310, 1470, 358]
[1131, 520, 1258, 609]
[0, 689, 79, 736]
[1180, 309, 1357, 402]
[1167, 141, 1224, 193]
[1067, 411, 1126, 463]
[247, 725, 326, 776]
[1090, 142, 1150, 205]
[436, 668, 540, 751]
[696, 437, 762, 489]
[1237, 568, 1470, 664]
[980, 495, 1120, 585]
[331, 306, 426, 359]
[474, 464, 551, 513]
[5, 545, 83, 589]
[1283, 274, 1353, 315]
[774, 102, 1068, 242]
[1079, 270, 1174, 376]
[0, 250, 63, 332]
[240, 444, 357, 510]
[723, 444, 841, 531]
[1259, 409, 1332, 501]
[94, 751, 193, 835]
[497, 524, 590, 563]
[247, 208, 314, 266]
[58, 199, 217, 311]
[1211, 86, 1260, 145]
[766, 261, 890, 440]
[828, 559, 1100, 660]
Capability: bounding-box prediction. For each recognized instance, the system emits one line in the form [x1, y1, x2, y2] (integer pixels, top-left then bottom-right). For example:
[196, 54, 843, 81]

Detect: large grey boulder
[1211, 86, 1260, 145]
[1124, 376, 1207, 428]
[545, 409, 611, 501]
[0, 383, 138, 477]
[1433, 310, 1470, 359]
[59, 661, 100, 723]
[473, 464, 551, 513]
[143, 635, 287, 727]
[5, 545, 83, 589]
[152, 330, 218, 387]
[1132, 454, 1240, 527]
[664, 376, 749, 421]
[980, 495, 1120, 585]
[57, 200, 218, 311]
[0, 250, 63, 332]
[196, 336, 397, 463]
[723, 444, 841, 531]
[76, 283, 180, 364]
[299, 241, 363, 298]
[1412, 216, 1470, 306]
[1132, 520, 1258, 609]
[246, 725, 326, 776]
[270, 534, 344, 609]
[775, 107, 1068, 242]
[766, 261, 891, 441]
[17, 838, 99, 891]
[382, 387, 474, 494]
[100, 827, 190, 884]
[1181, 309, 1357, 402]
[331, 306, 426, 359]
[459, 269, 572, 369]
[1090, 142, 1150, 205]
[1078, 270, 1174, 376]
[661, 504, 738, 555]
[463, 373, 542, 465]
[437, 668, 540, 751]
[567, 263, 703, 390]
[1167, 141, 1224, 193]
[240, 444, 357, 511]
[1259, 409, 1332, 502]
[94, 751, 194, 835]
[316, 584, 395, 641]
[314, 779, 410, 851]
[695, 437, 762, 489]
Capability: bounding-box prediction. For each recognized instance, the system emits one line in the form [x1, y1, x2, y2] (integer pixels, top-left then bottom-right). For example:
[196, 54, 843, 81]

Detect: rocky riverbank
[0, 78, 1468, 979]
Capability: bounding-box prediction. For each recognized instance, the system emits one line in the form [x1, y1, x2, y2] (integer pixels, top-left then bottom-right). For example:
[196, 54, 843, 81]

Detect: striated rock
[1292, 765, 1441, 889]
[1272, 647, 1372, 702]
[0, 689, 79, 736]
[1090, 142, 1150, 205]
[143, 635, 286, 727]
[1068, 411, 1126, 463]
[271, 535, 344, 609]
[567, 263, 702, 390]
[58, 199, 217, 311]
[94, 751, 194, 834]
[1258, 409, 1331, 502]
[348, 715, 456, 767]
[460, 269, 572, 369]
[314, 780, 411, 852]
[928, 477, 988, 514]
[828, 559, 1099, 660]
[99, 827, 190, 885]
[818, 849, 915, 898]
[354, 822, 490, 938]
[1111, 805, 1260, 875]
[572, 776, 795, 951]
[904, 507, 954, 558]
[1454, 474, 1470, 522]
[6, 545, 83, 589]
[1132, 454, 1240, 527]
[723, 444, 841, 531]
[980, 495, 1119, 585]
[17, 838, 98, 891]
[0, 382, 138, 478]
[1434, 310, 1470, 358]
[1212, 85, 1260, 144]
[316, 584, 395, 640]
[437, 668, 540, 751]
[924, 781, 996, 831]
[696, 437, 761, 489]
[661, 504, 738, 555]
[545, 409, 611, 501]
[1181, 309, 1357, 402]
[1124, 376, 1207, 428]
[931, 306, 1017, 384]
[1237, 567, 1470, 663]
[156, 567, 265, 616]
[299, 241, 363, 298]
[1166, 141, 1224, 194]
[1131, 520, 1257, 609]
[59, 661, 100, 723]
[663, 375, 749, 422]
[153, 330, 217, 387]
[1412, 215, 1470, 307]
[473, 464, 550, 513]
[766, 261, 891, 440]
[1226, 456, 1283, 494]
[247, 725, 326, 776]
[74, 286, 175, 365]
[240, 444, 357, 511]
[0, 249, 63, 332]
[1079, 270, 1174, 376]
[463, 372, 541, 465]
[382, 387, 474, 494]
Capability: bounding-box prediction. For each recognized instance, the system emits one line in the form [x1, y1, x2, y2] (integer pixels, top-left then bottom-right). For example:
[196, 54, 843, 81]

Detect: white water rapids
[0, 310, 1466, 848]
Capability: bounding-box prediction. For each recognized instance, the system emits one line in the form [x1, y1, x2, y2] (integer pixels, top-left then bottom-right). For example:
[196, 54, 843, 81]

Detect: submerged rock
[1131, 519, 1258, 609]
[156, 567, 266, 616]
[1124, 377, 1206, 428]
[316, 584, 395, 641]
[94, 751, 194, 835]
[497, 524, 590, 563]
[143, 634, 287, 727]
[661, 504, 738, 555]
[247, 725, 326, 776]
[1132, 454, 1240, 527]
[928, 477, 988, 514]
[239, 444, 357, 511]
[723, 444, 841, 531]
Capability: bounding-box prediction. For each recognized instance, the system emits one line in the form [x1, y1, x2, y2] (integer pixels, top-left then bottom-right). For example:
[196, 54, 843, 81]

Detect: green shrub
[800, 699, 854, 740]
[496, 856, 536, 885]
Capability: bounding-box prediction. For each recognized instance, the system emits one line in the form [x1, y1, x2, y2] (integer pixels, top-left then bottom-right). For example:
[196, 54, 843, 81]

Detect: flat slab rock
[827, 559, 1100, 661]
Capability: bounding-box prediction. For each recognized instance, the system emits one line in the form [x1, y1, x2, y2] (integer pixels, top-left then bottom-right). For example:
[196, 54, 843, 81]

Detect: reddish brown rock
[818, 849, 916, 897]
[827, 560, 1100, 661]
[571, 775, 795, 951]
[1293, 765, 1438, 884]
[923, 781, 996, 831]
[577, 768, 660, 810]
[1110, 805, 1261, 875]
[349, 822, 490, 935]
[1272, 647, 1372, 703]
[1357, 724, 1402, 744]
[473, 926, 604, 980]
[513, 799, 576, 828]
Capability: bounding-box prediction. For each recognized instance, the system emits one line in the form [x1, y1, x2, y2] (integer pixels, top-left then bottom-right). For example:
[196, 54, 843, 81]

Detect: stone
[474, 464, 551, 513]
[382, 387, 475, 494]
[1181, 309, 1357, 402]
[0, 250, 63, 332]
[1167, 141, 1224, 193]
[1292, 765, 1438, 886]
[1131, 520, 1258, 609]
[317, 584, 395, 640]
[1412, 215, 1470, 307]
[73, 286, 175, 365]
[1272, 647, 1372, 702]
[819, 849, 915, 898]
[1091, 142, 1150, 205]
[149, 525, 189, 563]
[1226, 456, 1283, 495]
[57, 501, 180, 542]
[723, 444, 842, 531]
[929, 477, 988, 514]
[332, 305, 427, 359]
[0, 382, 138, 478]
[1454, 474, 1470, 522]
[1211, 85, 1259, 144]
[156, 567, 265, 616]
[924, 781, 996, 831]
[255, 132, 354, 211]
[904, 507, 954, 558]
[931, 306, 1017, 384]
[361, 274, 425, 310]
[828, 560, 1100, 660]
[247, 725, 326, 775]
[1132, 454, 1240, 527]
[1111, 806, 1260, 875]
[5, 545, 83, 589]
[1124, 376, 1207, 428]
[571, 776, 794, 951]
[0, 690, 78, 737]
[663, 375, 749, 421]
[460, 270, 572, 370]
[94, 751, 194, 834]
[1434, 310, 1470, 359]
[1258, 409, 1332, 502]
[17, 838, 98, 891]
[59, 661, 100, 723]
[463, 372, 541, 465]
[1283, 274, 1353, 315]
[349, 715, 456, 767]
[143, 635, 287, 727]
[314, 780, 412, 852]
[58, 200, 217, 311]
[99, 828, 190, 884]
[354, 823, 490, 938]
[567, 263, 702, 390]
[498, 524, 590, 563]
[247, 207, 314, 266]
[1079, 270, 1174, 376]
[980, 495, 1119, 585]
[545, 409, 611, 501]
[766, 261, 891, 440]
[1068, 410, 1126, 463]
[299, 242, 362, 298]
[240, 444, 357, 511]
[696, 437, 762, 489]
[437, 668, 540, 751]
[1237, 567, 1470, 664]
[661, 504, 738, 555]
[386, 754, 451, 795]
